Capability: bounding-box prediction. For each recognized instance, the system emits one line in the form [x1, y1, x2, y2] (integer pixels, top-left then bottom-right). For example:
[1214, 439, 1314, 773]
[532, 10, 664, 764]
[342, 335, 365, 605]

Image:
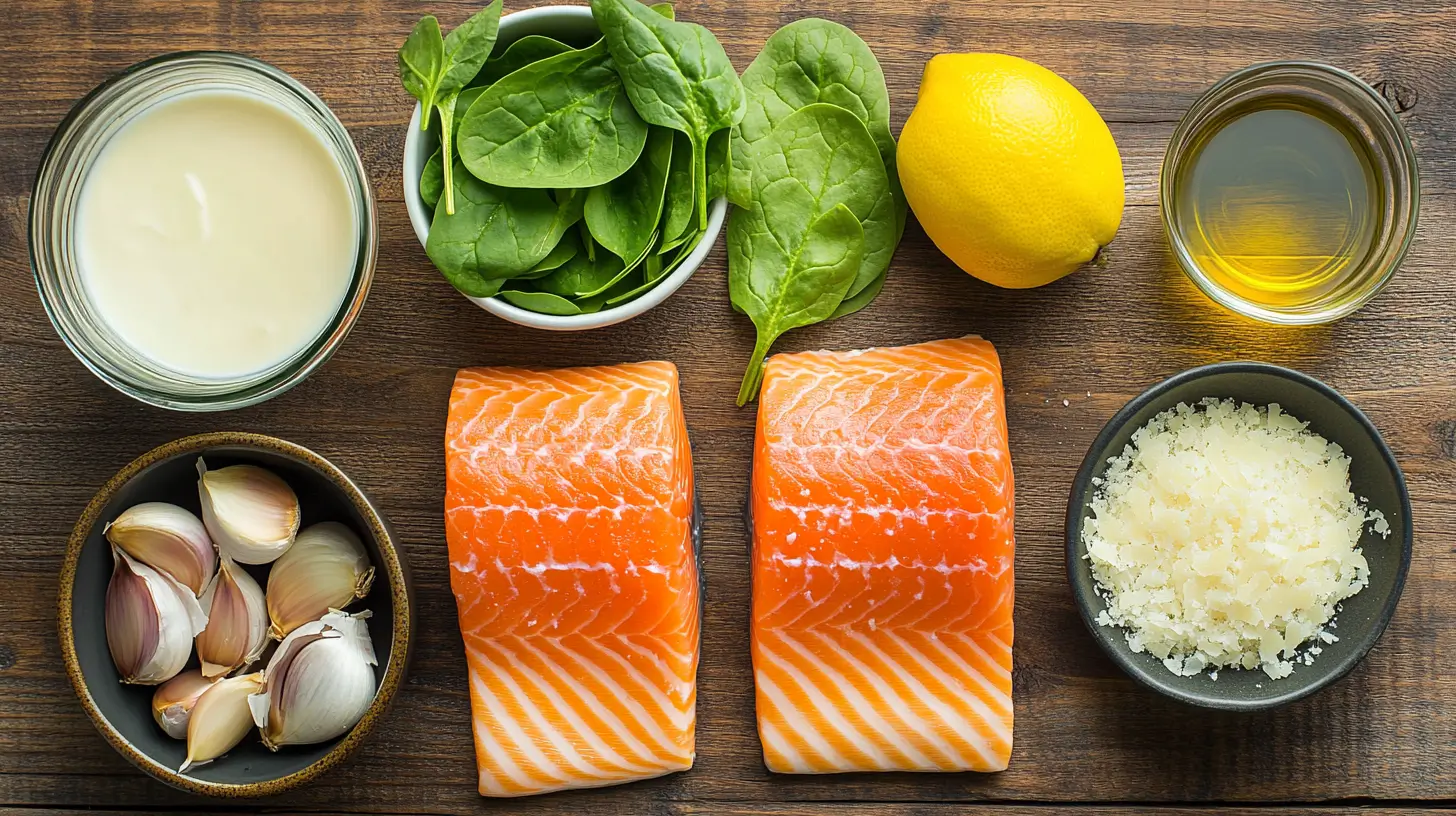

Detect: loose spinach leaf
[472, 35, 572, 88]
[535, 248, 627, 299]
[499, 290, 583, 315]
[399, 2, 503, 215]
[591, 0, 746, 229]
[460, 40, 648, 188]
[421, 148, 444, 209]
[730, 202, 865, 404]
[740, 104, 895, 303]
[585, 126, 674, 264]
[425, 161, 572, 295]
[828, 266, 885, 318]
[730, 17, 905, 238]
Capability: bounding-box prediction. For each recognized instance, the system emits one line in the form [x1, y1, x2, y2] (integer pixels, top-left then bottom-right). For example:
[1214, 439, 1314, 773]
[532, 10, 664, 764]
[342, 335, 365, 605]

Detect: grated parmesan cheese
[1084, 398, 1386, 680]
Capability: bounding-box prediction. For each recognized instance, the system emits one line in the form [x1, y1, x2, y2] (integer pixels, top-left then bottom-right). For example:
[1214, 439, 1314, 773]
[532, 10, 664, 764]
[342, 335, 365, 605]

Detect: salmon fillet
[445, 362, 699, 797]
[750, 337, 1015, 773]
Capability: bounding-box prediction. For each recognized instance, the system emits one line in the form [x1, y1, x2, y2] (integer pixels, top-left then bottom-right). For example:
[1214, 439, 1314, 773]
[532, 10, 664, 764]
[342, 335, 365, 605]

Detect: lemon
[898, 54, 1125, 289]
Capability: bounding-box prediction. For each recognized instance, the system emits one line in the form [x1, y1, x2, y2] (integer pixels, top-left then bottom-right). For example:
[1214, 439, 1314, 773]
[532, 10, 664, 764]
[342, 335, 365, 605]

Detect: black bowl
[1065, 362, 1411, 711]
[58, 433, 414, 796]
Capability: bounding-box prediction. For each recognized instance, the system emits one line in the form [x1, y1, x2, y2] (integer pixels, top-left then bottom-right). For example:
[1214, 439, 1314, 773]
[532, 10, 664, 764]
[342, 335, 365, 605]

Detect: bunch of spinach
[727, 20, 903, 404]
[399, 0, 742, 316]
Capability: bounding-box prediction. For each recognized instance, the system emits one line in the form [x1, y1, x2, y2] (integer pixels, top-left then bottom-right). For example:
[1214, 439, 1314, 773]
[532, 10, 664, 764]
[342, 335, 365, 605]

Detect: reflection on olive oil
[1171, 103, 1381, 310]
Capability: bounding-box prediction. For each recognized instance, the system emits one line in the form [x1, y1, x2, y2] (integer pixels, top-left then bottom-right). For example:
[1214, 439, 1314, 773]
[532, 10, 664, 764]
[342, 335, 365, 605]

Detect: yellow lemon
[898, 54, 1125, 288]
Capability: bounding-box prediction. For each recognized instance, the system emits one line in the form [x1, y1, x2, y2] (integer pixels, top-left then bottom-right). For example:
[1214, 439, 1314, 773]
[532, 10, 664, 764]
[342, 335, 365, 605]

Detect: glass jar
[1161, 62, 1418, 325]
[30, 52, 377, 411]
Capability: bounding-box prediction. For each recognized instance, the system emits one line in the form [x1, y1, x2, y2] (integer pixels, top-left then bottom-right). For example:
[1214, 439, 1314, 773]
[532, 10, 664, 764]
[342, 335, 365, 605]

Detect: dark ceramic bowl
[1066, 362, 1411, 711]
[58, 433, 413, 796]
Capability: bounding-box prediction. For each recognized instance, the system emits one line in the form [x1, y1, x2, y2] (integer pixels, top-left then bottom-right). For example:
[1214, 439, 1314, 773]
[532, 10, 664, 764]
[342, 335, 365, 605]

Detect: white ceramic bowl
[402, 4, 727, 331]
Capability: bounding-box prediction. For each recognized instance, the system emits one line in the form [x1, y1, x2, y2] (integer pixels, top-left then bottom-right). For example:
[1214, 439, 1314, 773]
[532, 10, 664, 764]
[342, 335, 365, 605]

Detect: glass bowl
[30, 52, 377, 411]
[1160, 62, 1418, 325]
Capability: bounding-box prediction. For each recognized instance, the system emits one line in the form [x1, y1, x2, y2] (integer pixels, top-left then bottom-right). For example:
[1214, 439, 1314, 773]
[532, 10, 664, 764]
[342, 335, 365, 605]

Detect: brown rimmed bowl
[58, 432, 413, 796]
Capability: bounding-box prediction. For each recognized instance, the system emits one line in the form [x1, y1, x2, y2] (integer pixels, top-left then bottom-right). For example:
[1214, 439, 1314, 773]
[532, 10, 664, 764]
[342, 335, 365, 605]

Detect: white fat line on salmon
[447, 501, 672, 522]
[767, 552, 1005, 579]
[774, 630, 965, 769]
[754, 670, 858, 771]
[757, 718, 813, 773]
[842, 629, 1012, 754]
[526, 639, 690, 762]
[475, 639, 658, 776]
[765, 499, 995, 527]
[466, 662, 574, 789]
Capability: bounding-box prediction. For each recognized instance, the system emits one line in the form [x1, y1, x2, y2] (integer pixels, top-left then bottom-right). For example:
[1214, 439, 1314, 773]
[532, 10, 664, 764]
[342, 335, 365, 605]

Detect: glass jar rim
[29, 51, 377, 411]
[1159, 60, 1419, 326]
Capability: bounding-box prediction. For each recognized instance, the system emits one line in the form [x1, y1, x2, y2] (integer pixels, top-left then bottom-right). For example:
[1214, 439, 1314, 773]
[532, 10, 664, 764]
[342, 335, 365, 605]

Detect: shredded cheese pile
[1084, 398, 1385, 680]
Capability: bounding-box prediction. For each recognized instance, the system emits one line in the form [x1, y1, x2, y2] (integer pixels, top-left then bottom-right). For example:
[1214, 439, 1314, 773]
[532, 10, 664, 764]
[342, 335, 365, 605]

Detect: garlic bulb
[195, 556, 268, 678]
[105, 502, 217, 596]
[197, 459, 300, 565]
[105, 546, 208, 685]
[181, 671, 265, 772]
[152, 669, 216, 739]
[266, 522, 374, 640]
[248, 610, 377, 750]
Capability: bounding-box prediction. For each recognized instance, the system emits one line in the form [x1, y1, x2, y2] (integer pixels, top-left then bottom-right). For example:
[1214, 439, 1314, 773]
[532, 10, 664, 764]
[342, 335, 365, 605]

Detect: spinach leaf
[425, 161, 573, 295]
[524, 229, 581, 276]
[399, 2, 503, 215]
[577, 272, 644, 312]
[730, 17, 905, 238]
[398, 16, 446, 114]
[730, 202, 865, 404]
[658, 131, 696, 251]
[741, 103, 895, 302]
[499, 290, 583, 315]
[460, 40, 648, 188]
[421, 148, 444, 209]
[535, 248, 627, 299]
[473, 35, 572, 88]
[591, 0, 746, 229]
[707, 126, 731, 200]
[585, 126, 674, 264]
[829, 266, 885, 318]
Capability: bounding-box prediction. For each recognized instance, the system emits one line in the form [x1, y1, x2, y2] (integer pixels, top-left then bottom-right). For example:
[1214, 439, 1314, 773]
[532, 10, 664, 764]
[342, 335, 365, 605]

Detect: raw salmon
[445, 362, 699, 797]
[750, 337, 1015, 773]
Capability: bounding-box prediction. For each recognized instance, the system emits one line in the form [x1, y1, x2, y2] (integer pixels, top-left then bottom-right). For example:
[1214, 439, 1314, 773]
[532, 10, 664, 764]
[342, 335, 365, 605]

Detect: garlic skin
[105, 546, 209, 685]
[181, 671, 265, 772]
[248, 610, 377, 750]
[152, 669, 217, 739]
[105, 502, 217, 596]
[197, 459, 300, 565]
[266, 522, 375, 640]
[195, 556, 268, 678]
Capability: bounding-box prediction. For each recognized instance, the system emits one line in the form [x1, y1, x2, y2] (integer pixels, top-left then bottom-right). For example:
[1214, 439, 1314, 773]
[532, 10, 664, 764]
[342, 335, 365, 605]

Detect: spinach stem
[694, 136, 709, 231]
[438, 102, 456, 216]
[736, 334, 775, 406]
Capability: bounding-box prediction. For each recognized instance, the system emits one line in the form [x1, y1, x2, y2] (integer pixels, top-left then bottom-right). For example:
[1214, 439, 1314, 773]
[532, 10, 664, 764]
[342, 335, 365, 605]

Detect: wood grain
[1, 0, 1454, 812]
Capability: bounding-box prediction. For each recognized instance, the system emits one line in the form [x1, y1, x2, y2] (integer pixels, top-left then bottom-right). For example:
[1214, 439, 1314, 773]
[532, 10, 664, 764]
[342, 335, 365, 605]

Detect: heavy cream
[76, 90, 357, 379]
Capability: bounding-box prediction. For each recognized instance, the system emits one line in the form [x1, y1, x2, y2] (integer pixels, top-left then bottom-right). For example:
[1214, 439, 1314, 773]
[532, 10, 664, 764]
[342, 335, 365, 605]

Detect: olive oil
[1169, 101, 1381, 311]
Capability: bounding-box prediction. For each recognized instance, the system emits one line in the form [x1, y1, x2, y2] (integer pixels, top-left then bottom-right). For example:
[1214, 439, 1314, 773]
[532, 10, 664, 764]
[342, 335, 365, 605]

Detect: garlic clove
[152, 669, 217, 739]
[105, 546, 208, 685]
[197, 459, 301, 565]
[266, 522, 375, 640]
[105, 502, 217, 596]
[195, 555, 268, 678]
[181, 671, 265, 772]
[249, 609, 377, 750]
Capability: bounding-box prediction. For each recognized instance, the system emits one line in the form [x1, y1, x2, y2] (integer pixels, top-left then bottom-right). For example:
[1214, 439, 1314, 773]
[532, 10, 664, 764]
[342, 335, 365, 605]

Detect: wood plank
[1, 0, 1454, 811]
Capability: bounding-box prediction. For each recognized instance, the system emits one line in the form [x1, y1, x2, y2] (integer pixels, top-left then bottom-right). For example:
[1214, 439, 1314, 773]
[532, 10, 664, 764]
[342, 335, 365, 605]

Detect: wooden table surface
[2, 0, 1453, 813]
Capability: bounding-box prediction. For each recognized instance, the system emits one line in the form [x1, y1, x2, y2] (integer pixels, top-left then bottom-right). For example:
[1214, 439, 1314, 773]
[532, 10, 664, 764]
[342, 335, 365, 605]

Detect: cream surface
[77, 90, 356, 378]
